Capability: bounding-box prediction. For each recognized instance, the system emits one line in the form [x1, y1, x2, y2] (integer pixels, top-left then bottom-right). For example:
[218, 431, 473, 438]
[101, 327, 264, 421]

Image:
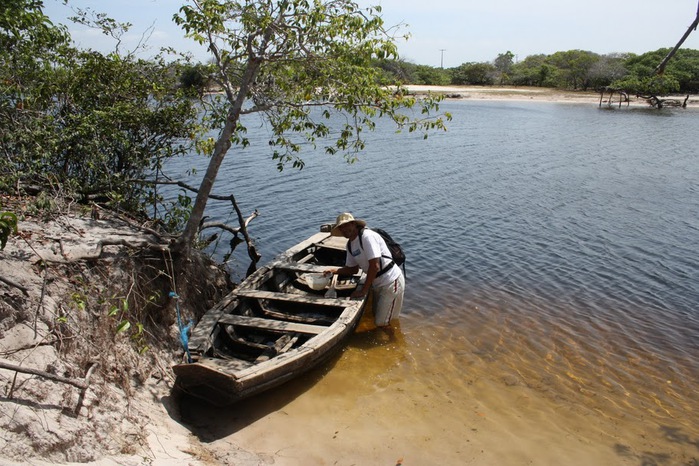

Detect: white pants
[372, 273, 405, 327]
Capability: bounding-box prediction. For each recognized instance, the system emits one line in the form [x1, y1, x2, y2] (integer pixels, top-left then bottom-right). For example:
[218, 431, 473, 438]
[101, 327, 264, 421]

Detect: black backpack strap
[354, 228, 395, 277]
[376, 259, 395, 277]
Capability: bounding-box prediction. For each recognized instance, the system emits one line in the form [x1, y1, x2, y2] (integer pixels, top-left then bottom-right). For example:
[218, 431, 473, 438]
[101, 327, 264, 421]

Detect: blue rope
[170, 291, 192, 363]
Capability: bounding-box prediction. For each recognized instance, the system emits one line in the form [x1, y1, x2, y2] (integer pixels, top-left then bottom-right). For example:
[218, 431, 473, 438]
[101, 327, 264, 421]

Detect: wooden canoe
[172, 231, 366, 406]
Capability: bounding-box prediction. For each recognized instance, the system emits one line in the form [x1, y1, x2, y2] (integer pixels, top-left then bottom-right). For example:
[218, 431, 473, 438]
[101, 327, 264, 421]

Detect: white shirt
[346, 228, 403, 287]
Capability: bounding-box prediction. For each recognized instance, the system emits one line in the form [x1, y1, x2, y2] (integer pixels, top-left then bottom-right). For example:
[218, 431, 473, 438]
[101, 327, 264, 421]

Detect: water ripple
[168, 101, 699, 444]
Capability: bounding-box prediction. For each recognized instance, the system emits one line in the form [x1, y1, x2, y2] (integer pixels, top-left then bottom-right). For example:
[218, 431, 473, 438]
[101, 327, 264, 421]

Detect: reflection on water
[172, 101, 699, 464]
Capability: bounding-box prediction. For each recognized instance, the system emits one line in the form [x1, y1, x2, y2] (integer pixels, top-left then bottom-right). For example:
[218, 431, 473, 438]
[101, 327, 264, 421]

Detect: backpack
[348, 227, 406, 277]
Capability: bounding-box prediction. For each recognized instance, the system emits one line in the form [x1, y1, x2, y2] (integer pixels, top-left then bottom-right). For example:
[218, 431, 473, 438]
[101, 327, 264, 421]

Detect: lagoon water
[173, 100, 699, 465]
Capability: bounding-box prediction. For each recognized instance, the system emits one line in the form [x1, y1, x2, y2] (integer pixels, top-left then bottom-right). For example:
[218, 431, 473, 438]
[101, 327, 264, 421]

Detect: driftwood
[599, 88, 690, 109]
[638, 94, 690, 109]
[603, 2, 698, 109]
[0, 359, 98, 416]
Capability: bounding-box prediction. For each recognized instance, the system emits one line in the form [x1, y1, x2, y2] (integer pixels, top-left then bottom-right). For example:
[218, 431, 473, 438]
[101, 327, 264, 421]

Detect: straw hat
[331, 212, 367, 236]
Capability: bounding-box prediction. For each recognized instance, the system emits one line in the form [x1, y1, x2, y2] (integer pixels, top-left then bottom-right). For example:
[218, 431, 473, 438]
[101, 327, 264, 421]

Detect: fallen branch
[131, 177, 261, 271]
[0, 338, 57, 356]
[0, 275, 29, 295]
[0, 359, 99, 415]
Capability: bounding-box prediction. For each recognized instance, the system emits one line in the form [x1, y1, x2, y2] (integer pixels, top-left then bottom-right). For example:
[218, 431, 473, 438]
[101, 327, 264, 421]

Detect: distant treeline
[371, 49, 699, 94]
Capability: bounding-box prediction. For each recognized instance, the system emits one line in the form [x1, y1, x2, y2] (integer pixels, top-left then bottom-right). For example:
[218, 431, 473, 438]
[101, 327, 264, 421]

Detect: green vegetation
[380, 48, 699, 95]
[0, 212, 18, 250]
[1, 0, 200, 218]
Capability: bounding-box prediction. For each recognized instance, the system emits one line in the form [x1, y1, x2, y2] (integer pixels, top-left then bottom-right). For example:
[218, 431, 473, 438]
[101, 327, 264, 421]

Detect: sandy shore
[403, 84, 697, 108]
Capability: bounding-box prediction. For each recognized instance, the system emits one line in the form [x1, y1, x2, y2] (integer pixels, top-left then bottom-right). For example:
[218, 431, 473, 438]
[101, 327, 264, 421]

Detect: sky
[42, 0, 699, 67]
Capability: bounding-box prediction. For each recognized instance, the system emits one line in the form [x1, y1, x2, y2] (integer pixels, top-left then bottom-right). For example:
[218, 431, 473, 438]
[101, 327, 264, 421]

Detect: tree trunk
[655, 1, 699, 75]
[175, 116, 235, 252]
[174, 58, 263, 257]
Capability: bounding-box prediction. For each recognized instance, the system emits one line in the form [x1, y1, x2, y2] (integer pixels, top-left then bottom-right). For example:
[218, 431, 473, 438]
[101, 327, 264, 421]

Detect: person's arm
[328, 264, 359, 276]
[350, 257, 380, 299]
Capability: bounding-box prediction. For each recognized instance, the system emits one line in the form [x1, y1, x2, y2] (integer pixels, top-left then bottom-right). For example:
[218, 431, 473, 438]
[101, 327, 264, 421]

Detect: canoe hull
[173, 232, 366, 406]
[173, 310, 362, 406]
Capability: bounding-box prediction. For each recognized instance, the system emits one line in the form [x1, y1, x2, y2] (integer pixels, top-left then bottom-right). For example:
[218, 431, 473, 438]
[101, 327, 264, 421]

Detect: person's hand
[350, 288, 367, 299]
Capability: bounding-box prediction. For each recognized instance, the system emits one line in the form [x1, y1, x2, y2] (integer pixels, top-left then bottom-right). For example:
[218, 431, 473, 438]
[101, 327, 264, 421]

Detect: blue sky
[43, 0, 699, 67]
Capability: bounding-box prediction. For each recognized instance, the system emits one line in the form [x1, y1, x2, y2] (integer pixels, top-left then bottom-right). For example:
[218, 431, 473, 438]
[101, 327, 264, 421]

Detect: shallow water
[171, 101, 699, 464]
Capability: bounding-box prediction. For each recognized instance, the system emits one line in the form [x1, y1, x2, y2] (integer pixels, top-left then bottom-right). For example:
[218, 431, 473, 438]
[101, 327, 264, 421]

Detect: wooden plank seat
[276, 262, 331, 274]
[217, 314, 327, 335]
[234, 289, 353, 306]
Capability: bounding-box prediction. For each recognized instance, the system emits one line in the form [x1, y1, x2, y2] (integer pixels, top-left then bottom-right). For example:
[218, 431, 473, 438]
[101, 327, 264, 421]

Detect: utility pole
[439, 49, 446, 68]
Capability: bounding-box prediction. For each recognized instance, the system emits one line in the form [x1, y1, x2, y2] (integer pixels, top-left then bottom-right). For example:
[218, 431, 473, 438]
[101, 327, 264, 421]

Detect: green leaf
[116, 320, 131, 333]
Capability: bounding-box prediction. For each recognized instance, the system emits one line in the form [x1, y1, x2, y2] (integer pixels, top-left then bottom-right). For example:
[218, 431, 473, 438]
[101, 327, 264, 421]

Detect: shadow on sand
[162, 316, 406, 443]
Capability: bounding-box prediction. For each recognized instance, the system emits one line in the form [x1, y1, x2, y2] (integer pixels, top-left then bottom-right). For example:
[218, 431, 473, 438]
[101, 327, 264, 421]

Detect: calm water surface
[172, 101, 699, 464]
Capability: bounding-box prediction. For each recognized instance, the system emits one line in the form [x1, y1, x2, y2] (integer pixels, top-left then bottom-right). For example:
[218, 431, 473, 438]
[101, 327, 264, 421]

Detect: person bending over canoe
[326, 212, 405, 329]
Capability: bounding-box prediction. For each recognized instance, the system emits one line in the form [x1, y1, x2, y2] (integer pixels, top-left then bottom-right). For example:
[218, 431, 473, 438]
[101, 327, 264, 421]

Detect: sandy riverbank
[403, 84, 698, 108]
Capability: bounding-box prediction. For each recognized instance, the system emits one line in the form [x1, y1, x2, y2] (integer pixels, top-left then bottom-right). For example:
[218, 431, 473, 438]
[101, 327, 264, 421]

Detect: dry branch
[0, 360, 98, 415]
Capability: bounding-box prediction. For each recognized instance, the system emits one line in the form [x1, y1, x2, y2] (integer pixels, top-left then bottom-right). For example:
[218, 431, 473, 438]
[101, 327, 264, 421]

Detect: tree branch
[1, 359, 98, 415]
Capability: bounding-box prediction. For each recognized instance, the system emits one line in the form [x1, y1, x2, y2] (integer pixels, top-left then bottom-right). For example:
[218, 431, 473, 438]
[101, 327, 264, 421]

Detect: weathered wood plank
[315, 236, 349, 250]
[258, 304, 333, 325]
[276, 262, 332, 273]
[254, 334, 299, 363]
[234, 289, 354, 307]
[187, 292, 240, 352]
[217, 314, 327, 335]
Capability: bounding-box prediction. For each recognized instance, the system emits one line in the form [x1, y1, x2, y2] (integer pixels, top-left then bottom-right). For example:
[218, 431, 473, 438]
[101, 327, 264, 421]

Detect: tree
[493, 51, 514, 84]
[412, 64, 450, 85]
[372, 58, 417, 84]
[546, 49, 600, 90]
[586, 53, 630, 89]
[611, 48, 688, 106]
[510, 54, 556, 87]
[1, 1, 200, 216]
[451, 62, 496, 85]
[172, 0, 449, 258]
[179, 62, 216, 96]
